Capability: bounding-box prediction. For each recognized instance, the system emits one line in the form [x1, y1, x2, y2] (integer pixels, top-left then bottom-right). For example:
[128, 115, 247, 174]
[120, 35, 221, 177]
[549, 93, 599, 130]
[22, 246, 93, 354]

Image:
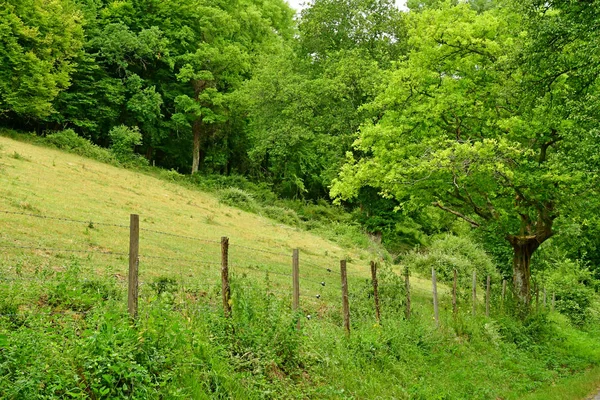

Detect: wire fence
[0, 209, 547, 331]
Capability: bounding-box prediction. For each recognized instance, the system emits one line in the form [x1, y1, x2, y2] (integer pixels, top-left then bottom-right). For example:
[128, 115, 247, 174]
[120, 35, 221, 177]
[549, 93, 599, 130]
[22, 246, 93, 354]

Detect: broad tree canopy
[331, 2, 600, 304]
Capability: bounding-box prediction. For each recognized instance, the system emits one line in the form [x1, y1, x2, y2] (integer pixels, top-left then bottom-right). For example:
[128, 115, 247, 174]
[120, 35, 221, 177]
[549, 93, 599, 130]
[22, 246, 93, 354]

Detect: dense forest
[2, 0, 600, 309]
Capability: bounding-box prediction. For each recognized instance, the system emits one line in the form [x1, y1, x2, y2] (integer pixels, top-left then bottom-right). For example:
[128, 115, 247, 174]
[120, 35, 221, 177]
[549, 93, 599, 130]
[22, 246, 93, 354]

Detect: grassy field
[1, 134, 600, 399]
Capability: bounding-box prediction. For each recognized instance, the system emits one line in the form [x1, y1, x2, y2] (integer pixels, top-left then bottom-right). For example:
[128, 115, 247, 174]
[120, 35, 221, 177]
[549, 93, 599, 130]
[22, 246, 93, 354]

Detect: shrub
[45, 129, 116, 163]
[261, 205, 302, 226]
[108, 125, 147, 166]
[402, 234, 498, 288]
[547, 259, 595, 326]
[218, 187, 258, 212]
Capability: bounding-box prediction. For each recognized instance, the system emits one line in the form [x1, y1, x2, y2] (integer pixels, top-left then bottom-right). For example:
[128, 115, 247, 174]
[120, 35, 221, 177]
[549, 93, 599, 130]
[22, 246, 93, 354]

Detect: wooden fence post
[128, 214, 139, 319]
[486, 275, 491, 317]
[502, 279, 507, 301]
[292, 249, 300, 312]
[452, 269, 457, 317]
[535, 281, 539, 312]
[543, 287, 547, 309]
[432, 267, 439, 326]
[221, 236, 231, 317]
[340, 259, 350, 335]
[405, 266, 411, 320]
[370, 261, 381, 324]
[472, 270, 477, 316]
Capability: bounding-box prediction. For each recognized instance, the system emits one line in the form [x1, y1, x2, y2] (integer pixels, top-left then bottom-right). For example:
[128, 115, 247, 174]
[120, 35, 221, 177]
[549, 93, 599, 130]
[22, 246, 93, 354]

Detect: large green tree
[332, 3, 600, 305]
[242, 0, 406, 197]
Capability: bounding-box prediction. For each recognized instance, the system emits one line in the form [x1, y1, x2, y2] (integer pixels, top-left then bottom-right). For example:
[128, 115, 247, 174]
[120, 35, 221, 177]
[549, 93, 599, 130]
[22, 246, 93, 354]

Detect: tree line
[2, 0, 599, 308]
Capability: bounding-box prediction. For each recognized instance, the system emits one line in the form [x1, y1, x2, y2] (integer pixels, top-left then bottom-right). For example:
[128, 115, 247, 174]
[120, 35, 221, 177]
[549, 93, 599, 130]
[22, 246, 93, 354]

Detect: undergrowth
[1, 259, 600, 399]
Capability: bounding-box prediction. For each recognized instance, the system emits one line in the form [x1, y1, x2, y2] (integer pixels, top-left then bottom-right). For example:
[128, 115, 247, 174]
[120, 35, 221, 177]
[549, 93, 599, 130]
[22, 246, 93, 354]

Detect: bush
[218, 187, 259, 212]
[108, 125, 147, 166]
[547, 259, 595, 326]
[402, 234, 498, 288]
[45, 129, 116, 163]
[261, 205, 302, 226]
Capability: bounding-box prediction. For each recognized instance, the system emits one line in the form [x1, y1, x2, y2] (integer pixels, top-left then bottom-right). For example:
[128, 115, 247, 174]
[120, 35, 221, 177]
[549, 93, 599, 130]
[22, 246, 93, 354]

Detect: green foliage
[547, 260, 596, 326]
[403, 234, 498, 286]
[1, 250, 600, 398]
[45, 129, 116, 163]
[331, 0, 600, 304]
[219, 187, 259, 212]
[108, 125, 147, 166]
[0, 0, 84, 118]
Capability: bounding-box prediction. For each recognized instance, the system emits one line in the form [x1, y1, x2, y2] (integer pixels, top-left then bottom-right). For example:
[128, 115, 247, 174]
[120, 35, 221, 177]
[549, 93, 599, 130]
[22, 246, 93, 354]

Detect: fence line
[1, 210, 552, 336]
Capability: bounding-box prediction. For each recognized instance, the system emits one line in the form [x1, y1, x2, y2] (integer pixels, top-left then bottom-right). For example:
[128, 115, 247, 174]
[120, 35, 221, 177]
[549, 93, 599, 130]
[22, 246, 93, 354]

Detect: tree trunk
[191, 119, 201, 174]
[508, 236, 539, 307]
[191, 79, 208, 174]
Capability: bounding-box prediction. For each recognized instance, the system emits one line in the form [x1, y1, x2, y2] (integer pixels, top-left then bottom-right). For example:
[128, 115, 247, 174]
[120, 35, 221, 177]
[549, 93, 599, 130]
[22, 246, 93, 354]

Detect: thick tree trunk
[508, 236, 540, 306]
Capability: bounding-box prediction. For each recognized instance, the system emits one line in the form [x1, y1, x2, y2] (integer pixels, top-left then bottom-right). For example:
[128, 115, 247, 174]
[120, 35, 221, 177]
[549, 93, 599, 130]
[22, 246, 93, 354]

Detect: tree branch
[432, 201, 480, 227]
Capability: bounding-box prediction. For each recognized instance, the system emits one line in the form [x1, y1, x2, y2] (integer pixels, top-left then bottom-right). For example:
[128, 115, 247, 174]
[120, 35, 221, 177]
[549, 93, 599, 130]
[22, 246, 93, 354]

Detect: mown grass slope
[1, 134, 600, 399]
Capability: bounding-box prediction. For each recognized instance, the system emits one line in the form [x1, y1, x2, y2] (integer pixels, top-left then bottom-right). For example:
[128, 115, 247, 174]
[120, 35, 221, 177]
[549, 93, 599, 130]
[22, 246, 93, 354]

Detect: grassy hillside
[1, 134, 600, 399]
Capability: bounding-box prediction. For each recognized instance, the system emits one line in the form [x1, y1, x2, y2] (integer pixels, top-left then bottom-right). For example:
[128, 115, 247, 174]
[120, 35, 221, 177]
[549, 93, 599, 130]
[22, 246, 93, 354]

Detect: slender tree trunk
[192, 119, 201, 174]
[191, 79, 208, 174]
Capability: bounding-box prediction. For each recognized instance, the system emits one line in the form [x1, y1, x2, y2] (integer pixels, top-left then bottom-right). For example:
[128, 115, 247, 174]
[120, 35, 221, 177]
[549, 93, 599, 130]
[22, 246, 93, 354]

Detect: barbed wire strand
[0, 210, 129, 228]
[0, 310, 92, 318]
[139, 228, 221, 245]
[0, 243, 128, 256]
[229, 243, 290, 258]
[140, 253, 221, 266]
[230, 263, 292, 279]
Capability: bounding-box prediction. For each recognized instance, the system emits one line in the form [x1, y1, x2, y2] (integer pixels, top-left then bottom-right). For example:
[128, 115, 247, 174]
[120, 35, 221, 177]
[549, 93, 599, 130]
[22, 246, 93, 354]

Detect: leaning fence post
[486, 275, 491, 317]
[340, 259, 350, 335]
[452, 269, 458, 317]
[292, 249, 300, 312]
[405, 266, 411, 319]
[128, 214, 139, 319]
[472, 270, 477, 316]
[432, 267, 439, 326]
[221, 236, 231, 317]
[370, 261, 381, 325]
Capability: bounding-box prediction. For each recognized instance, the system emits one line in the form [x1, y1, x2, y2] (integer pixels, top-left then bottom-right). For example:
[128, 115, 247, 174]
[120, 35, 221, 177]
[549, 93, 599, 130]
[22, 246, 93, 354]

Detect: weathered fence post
[340, 259, 350, 335]
[405, 266, 411, 319]
[292, 249, 300, 312]
[370, 261, 381, 324]
[535, 281, 539, 312]
[432, 267, 439, 326]
[486, 275, 491, 317]
[502, 279, 507, 302]
[221, 236, 231, 317]
[452, 269, 458, 317]
[543, 287, 547, 309]
[128, 214, 139, 319]
[472, 270, 477, 316]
